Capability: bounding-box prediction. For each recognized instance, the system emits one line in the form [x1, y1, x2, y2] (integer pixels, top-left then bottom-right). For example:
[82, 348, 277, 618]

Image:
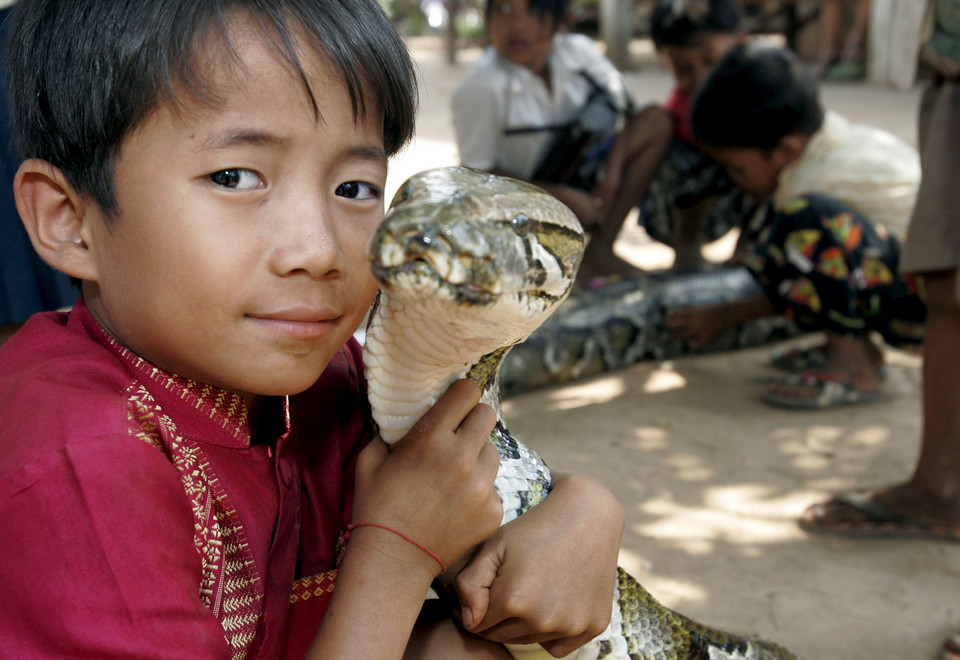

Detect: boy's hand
[667, 295, 777, 353]
[665, 305, 726, 351]
[453, 473, 623, 657]
[353, 379, 502, 575]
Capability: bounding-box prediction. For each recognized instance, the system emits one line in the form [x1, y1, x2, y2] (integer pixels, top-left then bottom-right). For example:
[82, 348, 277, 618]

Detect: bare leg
[840, 0, 870, 62]
[801, 269, 960, 529]
[671, 196, 721, 271]
[874, 269, 960, 520]
[578, 106, 673, 282]
[600, 106, 673, 235]
[815, 0, 842, 76]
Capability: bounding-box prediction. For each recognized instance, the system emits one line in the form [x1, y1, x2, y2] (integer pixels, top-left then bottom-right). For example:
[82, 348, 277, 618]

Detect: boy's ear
[775, 134, 808, 168]
[14, 158, 100, 281]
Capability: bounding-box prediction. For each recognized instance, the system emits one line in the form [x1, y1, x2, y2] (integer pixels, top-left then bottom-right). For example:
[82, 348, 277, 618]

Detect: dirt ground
[391, 39, 958, 659]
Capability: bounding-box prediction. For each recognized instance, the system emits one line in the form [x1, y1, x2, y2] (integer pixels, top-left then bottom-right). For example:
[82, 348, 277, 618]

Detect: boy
[665, 42, 925, 408]
[0, 1, 624, 657]
[637, 0, 750, 271]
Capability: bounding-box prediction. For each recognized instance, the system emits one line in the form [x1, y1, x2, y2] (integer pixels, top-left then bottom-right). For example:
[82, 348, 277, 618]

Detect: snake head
[368, 167, 584, 325]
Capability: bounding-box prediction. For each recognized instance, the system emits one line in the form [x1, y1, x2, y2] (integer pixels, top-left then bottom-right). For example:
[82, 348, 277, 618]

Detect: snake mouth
[370, 258, 499, 306]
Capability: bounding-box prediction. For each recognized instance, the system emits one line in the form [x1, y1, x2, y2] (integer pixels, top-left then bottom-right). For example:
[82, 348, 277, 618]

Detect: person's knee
[626, 104, 673, 150]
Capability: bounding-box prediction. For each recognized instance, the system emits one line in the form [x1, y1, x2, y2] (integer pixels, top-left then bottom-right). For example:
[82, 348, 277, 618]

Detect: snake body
[499, 268, 801, 398]
[363, 166, 798, 660]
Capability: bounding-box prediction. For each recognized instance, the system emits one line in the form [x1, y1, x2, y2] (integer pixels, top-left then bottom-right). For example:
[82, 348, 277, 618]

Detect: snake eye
[395, 183, 412, 205]
[511, 213, 530, 236]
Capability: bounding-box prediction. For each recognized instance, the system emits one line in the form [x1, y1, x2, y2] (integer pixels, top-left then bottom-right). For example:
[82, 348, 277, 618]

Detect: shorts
[901, 76, 960, 300]
[638, 140, 755, 248]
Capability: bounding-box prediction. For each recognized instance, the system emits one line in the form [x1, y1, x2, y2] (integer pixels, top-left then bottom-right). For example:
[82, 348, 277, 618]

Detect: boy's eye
[336, 181, 380, 201]
[209, 168, 264, 191]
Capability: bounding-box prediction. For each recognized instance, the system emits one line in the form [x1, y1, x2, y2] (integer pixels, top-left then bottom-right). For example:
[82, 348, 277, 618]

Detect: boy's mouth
[250, 306, 339, 323]
[246, 307, 341, 340]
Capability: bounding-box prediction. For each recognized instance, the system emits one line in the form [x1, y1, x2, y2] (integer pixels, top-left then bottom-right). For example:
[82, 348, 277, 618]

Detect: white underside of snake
[363, 166, 799, 660]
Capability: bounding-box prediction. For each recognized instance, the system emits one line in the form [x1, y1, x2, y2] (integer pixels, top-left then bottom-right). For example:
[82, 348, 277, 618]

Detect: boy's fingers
[418, 379, 483, 432]
[455, 556, 496, 631]
[457, 399, 497, 441]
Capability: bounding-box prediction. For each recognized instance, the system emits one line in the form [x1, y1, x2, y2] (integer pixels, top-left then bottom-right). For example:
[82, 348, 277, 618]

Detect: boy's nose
[270, 202, 344, 279]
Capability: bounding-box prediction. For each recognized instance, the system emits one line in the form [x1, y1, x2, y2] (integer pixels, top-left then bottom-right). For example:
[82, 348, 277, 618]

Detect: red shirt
[0, 298, 372, 658]
[665, 85, 694, 145]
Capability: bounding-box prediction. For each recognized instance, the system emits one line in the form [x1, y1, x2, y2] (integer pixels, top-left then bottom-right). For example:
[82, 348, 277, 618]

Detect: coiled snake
[364, 166, 798, 660]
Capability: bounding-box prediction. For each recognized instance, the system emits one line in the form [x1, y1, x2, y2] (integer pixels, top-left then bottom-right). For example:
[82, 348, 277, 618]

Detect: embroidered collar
[68, 297, 290, 448]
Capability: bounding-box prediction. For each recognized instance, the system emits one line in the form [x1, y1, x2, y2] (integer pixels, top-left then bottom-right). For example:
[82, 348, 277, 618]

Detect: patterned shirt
[0, 297, 372, 658]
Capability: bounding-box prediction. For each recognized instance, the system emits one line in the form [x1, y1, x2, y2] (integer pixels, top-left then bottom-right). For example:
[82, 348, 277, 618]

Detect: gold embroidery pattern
[98, 322, 250, 442]
[126, 384, 262, 660]
[289, 531, 345, 604]
[290, 570, 338, 604]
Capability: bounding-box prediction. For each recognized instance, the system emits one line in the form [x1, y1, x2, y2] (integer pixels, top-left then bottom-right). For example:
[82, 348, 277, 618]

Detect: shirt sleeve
[0, 436, 233, 659]
[452, 74, 504, 172]
[565, 33, 637, 114]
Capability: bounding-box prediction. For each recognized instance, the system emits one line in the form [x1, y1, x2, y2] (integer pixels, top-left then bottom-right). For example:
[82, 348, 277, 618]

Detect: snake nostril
[411, 234, 434, 250]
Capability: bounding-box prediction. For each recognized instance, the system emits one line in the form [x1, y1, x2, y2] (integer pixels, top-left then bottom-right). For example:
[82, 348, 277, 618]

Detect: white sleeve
[564, 33, 637, 112]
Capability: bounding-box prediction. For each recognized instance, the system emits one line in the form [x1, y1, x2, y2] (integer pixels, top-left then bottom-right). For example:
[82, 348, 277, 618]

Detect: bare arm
[666, 294, 779, 352]
[307, 380, 503, 658]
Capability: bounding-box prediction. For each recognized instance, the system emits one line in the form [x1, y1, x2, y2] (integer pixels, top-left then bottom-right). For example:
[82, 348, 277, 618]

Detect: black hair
[690, 41, 824, 151]
[5, 0, 418, 217]
[650, 0, 743, 50]
[485, 0, 567, 27]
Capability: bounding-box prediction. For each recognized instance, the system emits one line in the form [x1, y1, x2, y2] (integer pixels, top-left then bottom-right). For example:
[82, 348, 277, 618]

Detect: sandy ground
[390, 39, 958, 659]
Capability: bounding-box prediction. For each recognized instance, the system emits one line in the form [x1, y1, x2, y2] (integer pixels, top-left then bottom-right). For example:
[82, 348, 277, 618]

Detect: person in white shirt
[453, 0, 663, 281]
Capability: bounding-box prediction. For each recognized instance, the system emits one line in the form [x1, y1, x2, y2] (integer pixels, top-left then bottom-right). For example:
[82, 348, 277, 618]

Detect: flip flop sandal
[761, 370, 882, 409]
[823, 60, 865, 81]
[768, 344, 827, 372]
[800, 490, 960, 542]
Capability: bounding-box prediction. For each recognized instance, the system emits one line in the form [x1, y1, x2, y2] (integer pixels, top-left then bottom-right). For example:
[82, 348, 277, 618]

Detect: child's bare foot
[762, 334, 885, 408]
[769, 335, 886, 373]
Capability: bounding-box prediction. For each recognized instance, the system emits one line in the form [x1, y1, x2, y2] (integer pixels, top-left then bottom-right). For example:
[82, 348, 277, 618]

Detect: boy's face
[83, 24, 386, 402]
[487, 0, 556, 74]
[708, 146, 784, 202]
[660, 32, 742, 96]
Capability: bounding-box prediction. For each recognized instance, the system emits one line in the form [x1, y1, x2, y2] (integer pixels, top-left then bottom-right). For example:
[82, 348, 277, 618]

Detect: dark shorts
[638, 140, 756, 248]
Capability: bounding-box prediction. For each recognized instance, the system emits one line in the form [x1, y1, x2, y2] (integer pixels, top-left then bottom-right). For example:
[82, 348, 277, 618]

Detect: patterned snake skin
[363, 166, 799, 660]
[500, 267, 801, 398]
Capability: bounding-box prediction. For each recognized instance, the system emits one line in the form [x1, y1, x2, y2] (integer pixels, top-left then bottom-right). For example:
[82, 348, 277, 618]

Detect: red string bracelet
[344, 522, 447, 574]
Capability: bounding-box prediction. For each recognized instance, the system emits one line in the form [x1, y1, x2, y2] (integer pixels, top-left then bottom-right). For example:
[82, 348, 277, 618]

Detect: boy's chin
[223, 361, 335, 401]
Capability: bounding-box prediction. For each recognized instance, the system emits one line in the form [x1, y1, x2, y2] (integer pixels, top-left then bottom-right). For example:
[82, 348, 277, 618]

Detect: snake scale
[363, 166, 799, 660]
